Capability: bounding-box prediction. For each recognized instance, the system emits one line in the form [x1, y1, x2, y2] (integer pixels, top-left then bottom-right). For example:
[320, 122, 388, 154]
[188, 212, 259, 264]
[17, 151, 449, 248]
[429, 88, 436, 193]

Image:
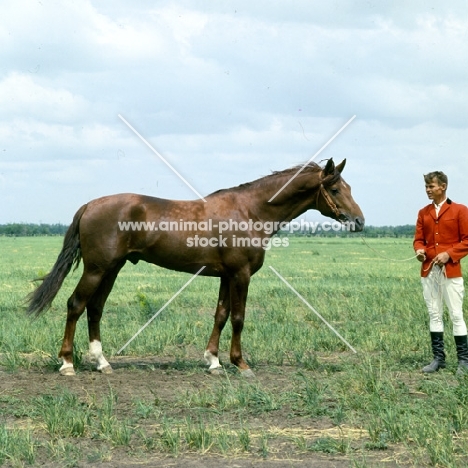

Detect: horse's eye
[331, 188, 339, 196]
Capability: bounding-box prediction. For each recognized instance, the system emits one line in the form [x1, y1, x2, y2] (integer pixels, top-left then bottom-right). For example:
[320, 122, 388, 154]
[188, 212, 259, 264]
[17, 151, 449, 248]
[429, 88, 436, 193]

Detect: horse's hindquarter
[78, 194, 149, 268]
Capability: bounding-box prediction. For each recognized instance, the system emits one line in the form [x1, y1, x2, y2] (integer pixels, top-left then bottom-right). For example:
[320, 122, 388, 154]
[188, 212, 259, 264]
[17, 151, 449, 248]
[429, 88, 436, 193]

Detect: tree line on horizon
[0, 223, 415, 238]
[0, 223, 69, 237]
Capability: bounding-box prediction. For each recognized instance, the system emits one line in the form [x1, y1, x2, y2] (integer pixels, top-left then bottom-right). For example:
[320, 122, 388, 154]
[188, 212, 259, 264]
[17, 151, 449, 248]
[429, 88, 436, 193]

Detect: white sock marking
[204, 350, 221, 369]
[59, 359, 74, 372]
[89, 340, 111, 371]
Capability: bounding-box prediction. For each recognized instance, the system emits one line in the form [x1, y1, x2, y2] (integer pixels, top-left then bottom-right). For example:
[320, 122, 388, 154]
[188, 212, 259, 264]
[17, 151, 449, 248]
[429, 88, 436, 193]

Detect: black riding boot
[422, 332, 446, 373]
[454, 335, 468, 375]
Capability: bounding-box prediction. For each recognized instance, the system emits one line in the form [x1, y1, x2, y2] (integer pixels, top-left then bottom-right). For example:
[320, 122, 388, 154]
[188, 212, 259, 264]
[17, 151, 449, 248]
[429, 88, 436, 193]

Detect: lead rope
[359, 236, 419, 262]
[361, 237, 445, 320]
[320, 186, 433, 264]
[361, 238, 445, 331]
[359, 219, 446, 327]
[359, 236, 447, 273]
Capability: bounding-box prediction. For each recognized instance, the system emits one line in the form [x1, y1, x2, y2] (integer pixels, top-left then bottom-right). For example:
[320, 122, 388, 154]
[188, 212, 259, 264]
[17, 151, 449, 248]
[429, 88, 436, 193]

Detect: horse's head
[317, 159, 365, 232]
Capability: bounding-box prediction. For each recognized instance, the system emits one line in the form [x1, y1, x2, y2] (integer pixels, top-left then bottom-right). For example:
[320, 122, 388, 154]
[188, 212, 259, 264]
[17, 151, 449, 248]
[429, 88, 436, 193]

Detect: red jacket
[414, 199, 468, 277]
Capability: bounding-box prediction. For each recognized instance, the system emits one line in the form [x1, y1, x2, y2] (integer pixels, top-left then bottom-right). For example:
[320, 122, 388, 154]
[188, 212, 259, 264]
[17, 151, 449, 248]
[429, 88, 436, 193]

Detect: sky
[1, 0, 467, 226]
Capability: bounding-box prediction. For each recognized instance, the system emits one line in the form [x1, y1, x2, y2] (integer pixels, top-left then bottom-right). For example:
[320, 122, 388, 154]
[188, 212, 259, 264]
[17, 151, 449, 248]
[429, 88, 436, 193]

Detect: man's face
[425, 178, 446, 201]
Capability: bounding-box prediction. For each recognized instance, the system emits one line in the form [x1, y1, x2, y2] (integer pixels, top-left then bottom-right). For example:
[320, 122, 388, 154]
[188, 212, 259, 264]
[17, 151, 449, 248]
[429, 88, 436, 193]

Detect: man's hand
[416, 249, 426, 262]
[433, 252, 450, 266]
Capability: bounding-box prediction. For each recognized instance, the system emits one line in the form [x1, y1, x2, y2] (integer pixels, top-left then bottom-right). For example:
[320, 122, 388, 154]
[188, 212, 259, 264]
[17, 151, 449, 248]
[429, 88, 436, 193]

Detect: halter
[317, 184, 342, 219]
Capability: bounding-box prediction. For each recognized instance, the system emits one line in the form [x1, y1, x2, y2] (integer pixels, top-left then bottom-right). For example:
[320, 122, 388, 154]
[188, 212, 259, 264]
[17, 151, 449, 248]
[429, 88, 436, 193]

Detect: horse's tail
[27, 204, 88, 317]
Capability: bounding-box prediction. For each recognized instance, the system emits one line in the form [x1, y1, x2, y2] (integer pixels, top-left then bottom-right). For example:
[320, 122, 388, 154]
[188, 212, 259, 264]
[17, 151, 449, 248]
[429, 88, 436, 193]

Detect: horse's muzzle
[353, 217, 365, 232]
[338, 213, 365, 232]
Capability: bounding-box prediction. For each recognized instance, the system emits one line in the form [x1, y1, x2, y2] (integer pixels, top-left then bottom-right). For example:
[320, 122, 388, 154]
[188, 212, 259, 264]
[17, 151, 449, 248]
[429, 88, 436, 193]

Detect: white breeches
[421, 266, 467, 336]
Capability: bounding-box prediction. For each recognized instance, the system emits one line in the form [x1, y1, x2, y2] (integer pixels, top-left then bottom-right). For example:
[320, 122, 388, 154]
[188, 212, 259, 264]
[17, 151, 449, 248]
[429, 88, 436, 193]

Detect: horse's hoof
[240, 368, 256, 379]
[209, 366, 224, 376]
[59, 367, 76, 376]
[99, 365, 113, 374]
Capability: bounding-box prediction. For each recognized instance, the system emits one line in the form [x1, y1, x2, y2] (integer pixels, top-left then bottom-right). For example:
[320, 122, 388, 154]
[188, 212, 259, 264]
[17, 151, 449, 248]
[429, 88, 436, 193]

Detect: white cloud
[0, 0, 467, 225]
[0, 73, 88, 123]
[153, 6, 209, 55]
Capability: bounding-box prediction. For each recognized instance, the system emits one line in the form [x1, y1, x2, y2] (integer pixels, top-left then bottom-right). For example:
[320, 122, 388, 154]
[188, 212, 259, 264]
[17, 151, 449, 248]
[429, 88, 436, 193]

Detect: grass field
[1, 236, 468, 467]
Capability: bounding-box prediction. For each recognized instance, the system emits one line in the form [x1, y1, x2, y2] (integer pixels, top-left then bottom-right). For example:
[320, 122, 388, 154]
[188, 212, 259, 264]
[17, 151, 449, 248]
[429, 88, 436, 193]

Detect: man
[414, 171, 468, 374]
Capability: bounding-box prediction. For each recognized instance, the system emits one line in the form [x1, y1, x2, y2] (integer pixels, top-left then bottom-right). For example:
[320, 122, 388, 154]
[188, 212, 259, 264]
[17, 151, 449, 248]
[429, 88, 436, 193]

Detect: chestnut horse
[27, 158, 364, 376]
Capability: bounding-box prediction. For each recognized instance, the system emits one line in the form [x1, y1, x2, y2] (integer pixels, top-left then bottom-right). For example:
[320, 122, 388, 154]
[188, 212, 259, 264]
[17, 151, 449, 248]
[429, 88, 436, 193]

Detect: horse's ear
[335, 159, 346, 174]
[323, 158, 335, 177]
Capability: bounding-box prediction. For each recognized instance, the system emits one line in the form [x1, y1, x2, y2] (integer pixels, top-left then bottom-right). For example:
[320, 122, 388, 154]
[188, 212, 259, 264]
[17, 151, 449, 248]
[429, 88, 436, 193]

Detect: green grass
[1, 236, 468, 466]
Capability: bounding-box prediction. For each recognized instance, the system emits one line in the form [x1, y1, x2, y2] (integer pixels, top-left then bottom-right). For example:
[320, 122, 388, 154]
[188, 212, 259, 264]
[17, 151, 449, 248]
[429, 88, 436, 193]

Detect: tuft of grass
[133, 397, 160, 420]
[413, 424, 457, 467]
[294, 435, 351, 455]
[238, 427, 251, 452]
[46, 439, 81, 468]
[95, 390, 134, 446]
[0, 424, 36, 466]
[184, 417, 214, 452]
[33, 390, 91, 438]
[159, 418, 181, 455]
[289, 371, 330, 417]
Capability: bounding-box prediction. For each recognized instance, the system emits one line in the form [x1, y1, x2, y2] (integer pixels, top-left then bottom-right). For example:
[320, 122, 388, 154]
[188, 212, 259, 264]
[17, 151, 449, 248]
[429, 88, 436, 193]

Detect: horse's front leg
[229, 270, 255, 377]
[204, 277, 230, 374]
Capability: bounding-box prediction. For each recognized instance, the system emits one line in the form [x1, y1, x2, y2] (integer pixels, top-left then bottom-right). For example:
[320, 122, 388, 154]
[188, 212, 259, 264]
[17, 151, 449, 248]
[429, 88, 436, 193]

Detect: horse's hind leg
[59, 267, 105, 375]
[86, 261, 125, 374]
[204, 277, 230, 374]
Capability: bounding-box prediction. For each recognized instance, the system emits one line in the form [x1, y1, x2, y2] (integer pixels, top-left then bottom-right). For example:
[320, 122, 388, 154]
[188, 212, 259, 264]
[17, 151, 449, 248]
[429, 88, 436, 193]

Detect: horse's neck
[246, 174, 322, 225]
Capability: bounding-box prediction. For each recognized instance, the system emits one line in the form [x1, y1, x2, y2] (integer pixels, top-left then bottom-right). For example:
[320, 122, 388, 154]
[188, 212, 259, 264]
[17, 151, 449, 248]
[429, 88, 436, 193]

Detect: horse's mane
[209, 160, 339, 196]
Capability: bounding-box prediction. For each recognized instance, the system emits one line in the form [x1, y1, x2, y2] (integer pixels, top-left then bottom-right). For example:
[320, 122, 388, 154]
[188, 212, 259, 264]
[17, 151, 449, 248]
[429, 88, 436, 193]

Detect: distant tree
[0, 223, 68, 236]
